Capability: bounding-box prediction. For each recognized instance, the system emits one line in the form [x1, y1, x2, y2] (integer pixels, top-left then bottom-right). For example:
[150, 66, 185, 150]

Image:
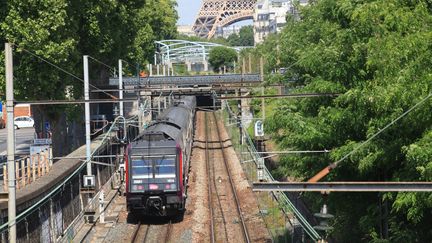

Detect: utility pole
[83, 55, 92, 177]
[5, 43, 17, 243]
[242, 58, 246, 76]
[260, 57, 265, 120]
[118, 60, 124, 117]
[248, 53, 252, 73]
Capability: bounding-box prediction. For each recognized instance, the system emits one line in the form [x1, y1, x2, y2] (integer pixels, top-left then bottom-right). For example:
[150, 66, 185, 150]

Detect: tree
[227, 25, 254, 46]
[0, 0, 178, 156]
[208, 46, 237, 72]
[260, 0, 432, 241]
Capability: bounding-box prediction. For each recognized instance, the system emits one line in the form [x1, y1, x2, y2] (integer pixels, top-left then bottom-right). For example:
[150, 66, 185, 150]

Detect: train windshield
[130, 155, 178, 191]
[131, 159, 152, 178]
[154, 158, 176, 178]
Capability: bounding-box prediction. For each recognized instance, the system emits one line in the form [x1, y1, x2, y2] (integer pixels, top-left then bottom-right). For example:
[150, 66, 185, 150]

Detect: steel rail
[212, 112, 251, 243]
[131, 222, 151, 243]
[253, 182, 432, 192]
[143, 224, 150, 242]
[224, 101, 322, 241]
[163, 221, 173, 243]
[131, 222, 142, 242]
[206, 112, 228, 241]
[204, 112, 216, 243]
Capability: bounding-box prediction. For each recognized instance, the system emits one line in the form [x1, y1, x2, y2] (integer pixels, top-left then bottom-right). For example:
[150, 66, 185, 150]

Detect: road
[0, 127, 35, 190]
[0, 127, 35, 162]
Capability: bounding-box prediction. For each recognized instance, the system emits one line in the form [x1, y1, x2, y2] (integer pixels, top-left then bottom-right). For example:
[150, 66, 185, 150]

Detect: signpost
[254, 120, 264, 137]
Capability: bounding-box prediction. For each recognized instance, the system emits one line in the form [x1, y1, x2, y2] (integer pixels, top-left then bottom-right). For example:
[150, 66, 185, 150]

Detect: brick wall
[1, 104, 31, 120]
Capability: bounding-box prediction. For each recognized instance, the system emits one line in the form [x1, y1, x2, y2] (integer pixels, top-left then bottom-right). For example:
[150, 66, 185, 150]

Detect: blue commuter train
[125, 96, 196, 216]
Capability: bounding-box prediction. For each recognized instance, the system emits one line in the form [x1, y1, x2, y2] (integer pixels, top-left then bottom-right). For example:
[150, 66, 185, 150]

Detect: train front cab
[126, 144, 185, 216]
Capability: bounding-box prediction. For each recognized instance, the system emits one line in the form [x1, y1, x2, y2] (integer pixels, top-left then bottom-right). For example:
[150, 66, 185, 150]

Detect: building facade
[253, 0, 308, 44]
[177, 25, 195, 37]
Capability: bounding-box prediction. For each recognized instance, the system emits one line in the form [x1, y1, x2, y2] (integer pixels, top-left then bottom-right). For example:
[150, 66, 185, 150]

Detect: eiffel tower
[192, 0, 257, 39]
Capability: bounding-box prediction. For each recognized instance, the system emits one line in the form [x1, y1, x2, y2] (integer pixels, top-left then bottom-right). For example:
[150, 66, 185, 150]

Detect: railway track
[204, 111, 251, 243]
[131, 221, 172, 243]
[204, 112, 221, 243]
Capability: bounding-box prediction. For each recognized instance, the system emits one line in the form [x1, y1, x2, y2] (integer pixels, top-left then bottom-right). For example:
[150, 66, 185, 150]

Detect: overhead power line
[17, 46, 118, 100]
[309, 91, 432, 182]
[334, 92, 432, 166]
[14, 98, 136, 105]
[88, 55, 116, 73]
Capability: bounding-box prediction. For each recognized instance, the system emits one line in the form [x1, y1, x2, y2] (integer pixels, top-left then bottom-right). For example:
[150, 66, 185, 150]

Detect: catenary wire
[334, 92, 432, 166]
[88, 55, 116, 73]
[17, 46, 118, 100]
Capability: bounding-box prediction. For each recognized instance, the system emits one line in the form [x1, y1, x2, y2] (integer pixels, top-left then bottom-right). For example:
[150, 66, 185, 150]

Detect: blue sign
[45, 122, 51, 131]
[0, 102, 3, 117]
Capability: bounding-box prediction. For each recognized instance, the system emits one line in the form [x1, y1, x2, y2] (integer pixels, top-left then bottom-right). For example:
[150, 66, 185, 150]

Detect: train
[125, 96, 196, 216]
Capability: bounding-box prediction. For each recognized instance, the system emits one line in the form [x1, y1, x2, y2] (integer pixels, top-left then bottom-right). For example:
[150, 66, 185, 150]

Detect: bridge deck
[109, 74, 262, 86]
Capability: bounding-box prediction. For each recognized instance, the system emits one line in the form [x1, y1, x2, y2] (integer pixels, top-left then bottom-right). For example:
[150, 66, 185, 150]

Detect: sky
[176, 0, 202, 25]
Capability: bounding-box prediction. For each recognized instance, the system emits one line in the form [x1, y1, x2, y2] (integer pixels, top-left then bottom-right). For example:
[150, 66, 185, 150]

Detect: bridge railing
[221, 101, 322, 242]
[109, 73, 262, 86]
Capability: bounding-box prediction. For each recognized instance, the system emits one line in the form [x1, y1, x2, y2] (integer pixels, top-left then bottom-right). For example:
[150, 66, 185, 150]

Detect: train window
[154, 158, 176, 178]
[131, 159, 152, 179]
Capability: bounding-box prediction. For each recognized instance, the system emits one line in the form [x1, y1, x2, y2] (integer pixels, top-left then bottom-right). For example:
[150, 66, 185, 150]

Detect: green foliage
[208, 46, 237, 72]
[260, 0, 432, 241]
[0, 0, 178, 154]
[227, 25, 254, 46]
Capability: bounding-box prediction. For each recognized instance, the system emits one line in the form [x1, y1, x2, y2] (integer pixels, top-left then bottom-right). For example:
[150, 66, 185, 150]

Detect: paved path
[0, 127, 35, 187]
[0, 127, 35, 158]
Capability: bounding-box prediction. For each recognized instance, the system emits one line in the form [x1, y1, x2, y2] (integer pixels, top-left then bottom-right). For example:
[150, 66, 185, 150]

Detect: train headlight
[132, 185, 144, 191]
[149, 184, 159, 190]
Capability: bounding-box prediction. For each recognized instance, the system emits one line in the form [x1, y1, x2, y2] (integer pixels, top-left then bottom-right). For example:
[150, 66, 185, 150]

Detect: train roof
[132, 96, 195, 149]
[156, 96, 195, 131]
[158, 106, 190, 131]
[148, 123, 182, 140]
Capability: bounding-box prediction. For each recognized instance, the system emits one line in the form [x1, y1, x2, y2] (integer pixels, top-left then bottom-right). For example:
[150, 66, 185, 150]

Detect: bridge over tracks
[109, 74, 262, 87]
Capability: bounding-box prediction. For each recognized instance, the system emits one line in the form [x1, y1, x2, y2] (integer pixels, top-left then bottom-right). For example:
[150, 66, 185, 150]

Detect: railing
[221, 101, 322, 242]
[0, 113, 142, 239]
[109, 73, 262, 86]
[1, 147, 52, 191]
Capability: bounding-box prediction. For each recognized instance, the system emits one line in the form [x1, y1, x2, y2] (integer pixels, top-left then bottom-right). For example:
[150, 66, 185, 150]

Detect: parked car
[0, 118, 5, 129]
[14, 116, 34, 129]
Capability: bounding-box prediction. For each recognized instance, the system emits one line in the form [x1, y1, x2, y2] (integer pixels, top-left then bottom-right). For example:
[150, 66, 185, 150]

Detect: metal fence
[0, 114, 140, 242]
[220, 101, 321, 242]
